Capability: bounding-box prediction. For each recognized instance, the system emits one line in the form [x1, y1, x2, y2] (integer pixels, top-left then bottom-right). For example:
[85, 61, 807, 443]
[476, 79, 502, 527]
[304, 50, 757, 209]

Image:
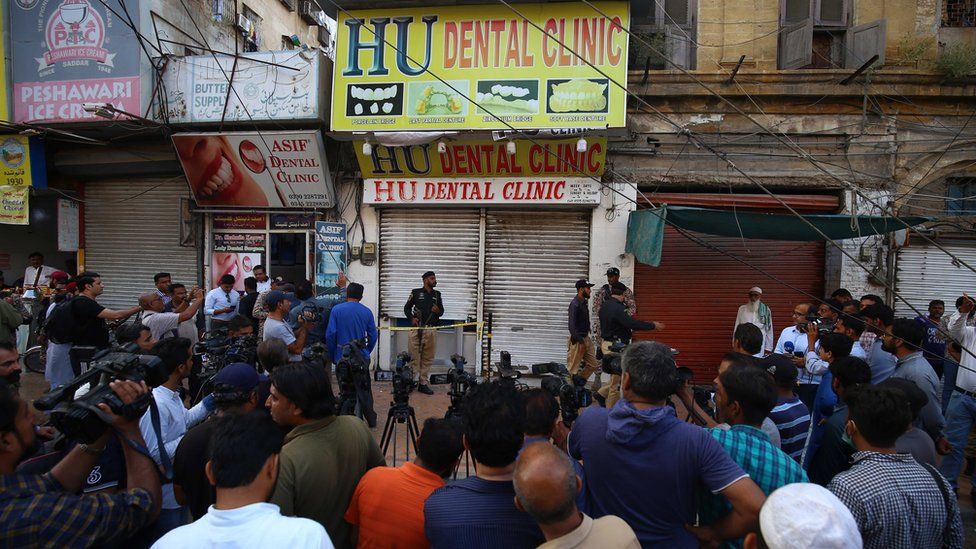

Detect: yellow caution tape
[380, 321, 483, 332]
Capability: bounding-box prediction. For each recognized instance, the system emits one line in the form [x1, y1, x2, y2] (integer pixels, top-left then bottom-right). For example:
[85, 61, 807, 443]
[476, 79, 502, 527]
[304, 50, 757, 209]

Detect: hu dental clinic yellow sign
[332, 1, 629, 132]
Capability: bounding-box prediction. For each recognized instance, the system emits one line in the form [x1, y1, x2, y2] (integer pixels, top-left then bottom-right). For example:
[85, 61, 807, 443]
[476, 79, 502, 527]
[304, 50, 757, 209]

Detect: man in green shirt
[267, 362, 385, 549]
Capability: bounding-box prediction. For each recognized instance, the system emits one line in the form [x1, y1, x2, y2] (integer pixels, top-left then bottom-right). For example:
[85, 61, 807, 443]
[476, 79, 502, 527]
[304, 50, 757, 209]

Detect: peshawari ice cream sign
[11, 0, 142, 123]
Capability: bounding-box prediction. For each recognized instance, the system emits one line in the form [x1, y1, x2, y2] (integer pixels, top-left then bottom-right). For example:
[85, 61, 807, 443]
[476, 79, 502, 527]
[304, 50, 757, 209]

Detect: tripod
[379, 400, 420, 466]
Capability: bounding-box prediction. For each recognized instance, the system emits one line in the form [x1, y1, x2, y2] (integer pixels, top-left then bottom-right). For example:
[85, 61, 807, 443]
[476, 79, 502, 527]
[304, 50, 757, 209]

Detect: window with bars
[944, 0, 976, 27]
[946, 178, 976, 215]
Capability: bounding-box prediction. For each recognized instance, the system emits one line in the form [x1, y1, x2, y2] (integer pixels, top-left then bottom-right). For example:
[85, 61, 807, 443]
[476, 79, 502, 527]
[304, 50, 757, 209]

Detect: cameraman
[598, 282, 664, 408]
[116, 323, 157, 353]
[137, 338, 217, 542]
[0, 378, 161, 546]
[264, 291, 307, 362]
[288, 280, 341, 354]
[140, 289, 204, 342]
[325, 283, 378, 427]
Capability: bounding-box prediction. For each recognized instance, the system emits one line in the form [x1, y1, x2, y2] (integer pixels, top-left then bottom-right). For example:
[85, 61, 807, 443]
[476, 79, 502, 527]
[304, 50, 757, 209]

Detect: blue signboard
[315, 221, 347, 294]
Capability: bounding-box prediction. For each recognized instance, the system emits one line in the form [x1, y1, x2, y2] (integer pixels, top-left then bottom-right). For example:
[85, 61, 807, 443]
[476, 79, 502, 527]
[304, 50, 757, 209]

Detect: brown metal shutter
[634, 227, 825, 382]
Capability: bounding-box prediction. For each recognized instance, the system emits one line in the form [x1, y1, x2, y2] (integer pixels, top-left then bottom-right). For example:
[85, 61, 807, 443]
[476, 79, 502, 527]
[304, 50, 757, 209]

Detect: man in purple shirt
[569, 341, 765, 548]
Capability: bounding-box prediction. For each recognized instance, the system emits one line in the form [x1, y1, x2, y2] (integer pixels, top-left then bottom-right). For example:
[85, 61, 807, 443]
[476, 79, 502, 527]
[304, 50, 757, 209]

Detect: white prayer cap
[749, 287, 763, 294]
[759, 483, 862, 549]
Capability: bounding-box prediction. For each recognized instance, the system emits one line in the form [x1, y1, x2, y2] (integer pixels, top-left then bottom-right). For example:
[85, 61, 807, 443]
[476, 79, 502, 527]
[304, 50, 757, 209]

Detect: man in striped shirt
[764, 354, 810, 462]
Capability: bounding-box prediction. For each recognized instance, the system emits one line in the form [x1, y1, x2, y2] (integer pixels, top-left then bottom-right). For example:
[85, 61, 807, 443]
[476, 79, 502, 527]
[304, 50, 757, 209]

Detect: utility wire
[579, 0, 976, 278]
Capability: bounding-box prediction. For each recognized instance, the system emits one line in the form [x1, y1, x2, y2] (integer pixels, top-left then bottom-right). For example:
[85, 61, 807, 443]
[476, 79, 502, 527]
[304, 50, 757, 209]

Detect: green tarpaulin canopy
[626, 206, 932, 267]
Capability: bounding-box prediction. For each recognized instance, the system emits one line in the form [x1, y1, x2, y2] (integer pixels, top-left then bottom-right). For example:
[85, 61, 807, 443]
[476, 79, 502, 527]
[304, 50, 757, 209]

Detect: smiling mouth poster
[171, 130, 336, 208]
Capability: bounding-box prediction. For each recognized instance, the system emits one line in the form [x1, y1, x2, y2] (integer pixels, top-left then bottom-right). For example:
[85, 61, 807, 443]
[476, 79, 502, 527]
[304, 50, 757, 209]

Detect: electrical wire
[578, 0, 976, 278]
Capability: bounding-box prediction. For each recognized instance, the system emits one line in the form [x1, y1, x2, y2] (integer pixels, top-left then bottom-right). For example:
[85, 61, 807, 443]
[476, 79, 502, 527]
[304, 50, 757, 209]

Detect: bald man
[140, 287, 204, 342]
[514, 443, 639, 549]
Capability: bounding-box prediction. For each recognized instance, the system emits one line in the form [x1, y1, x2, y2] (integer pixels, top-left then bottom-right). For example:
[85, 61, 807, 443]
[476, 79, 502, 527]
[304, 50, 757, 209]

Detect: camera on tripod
[336, 339, 369, 383]
[600, 341, 628, 376]
[429, 354, 478, 419]
[391, 351, 416, 403]
[34, 352, 169, 443]
[194, 334, 257, 378]
[496, 351, 521, 380]
[540, 374, 592, 426]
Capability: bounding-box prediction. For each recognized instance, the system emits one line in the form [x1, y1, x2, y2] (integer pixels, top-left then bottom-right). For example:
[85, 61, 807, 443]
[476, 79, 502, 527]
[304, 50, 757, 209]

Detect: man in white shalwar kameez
[734, 287, 774, 356]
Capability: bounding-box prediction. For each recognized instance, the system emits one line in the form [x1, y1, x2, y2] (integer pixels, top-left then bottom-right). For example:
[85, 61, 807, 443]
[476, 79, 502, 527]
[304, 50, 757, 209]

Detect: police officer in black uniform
[598, 281, 664, 407]
[404, 271, 444, 394]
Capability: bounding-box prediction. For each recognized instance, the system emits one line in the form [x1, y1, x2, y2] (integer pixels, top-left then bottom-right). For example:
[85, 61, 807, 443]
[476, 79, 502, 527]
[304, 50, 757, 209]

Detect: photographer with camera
[326, 283, 378, 425]
[404, 271, 443, 395]
[264, 291, 307, 363]
[116, 323, 157, 353]
[137, 337, 217, 542]
[0, 378, 161, 547]
[140, 289, 204, 342]
[570, 341, 765, 547]
[597, 281, 664, 409]
[521, 389, 587, 512]
[288, 279, 346, 358]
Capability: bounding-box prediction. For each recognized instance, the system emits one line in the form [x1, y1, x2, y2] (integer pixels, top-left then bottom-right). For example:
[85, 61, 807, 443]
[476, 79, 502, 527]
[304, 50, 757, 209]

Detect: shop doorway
[269, 233, 309, 284]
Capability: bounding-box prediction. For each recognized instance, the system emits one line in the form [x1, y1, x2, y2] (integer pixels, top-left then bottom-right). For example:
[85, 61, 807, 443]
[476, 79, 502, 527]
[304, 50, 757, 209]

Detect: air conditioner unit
[315, 10, 327, 26]
[299, 0, 318, 24]
[235, 13, 252, 33]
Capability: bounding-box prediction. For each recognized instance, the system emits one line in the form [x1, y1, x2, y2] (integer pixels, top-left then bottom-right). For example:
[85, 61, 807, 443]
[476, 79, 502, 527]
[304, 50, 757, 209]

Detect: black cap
[606, 267, 620, 276]
[610, 281, 628, 295]
[575, 279, 595, 289]
[422, 271, 436, 279]
[347, 282, 364, 300]
[762, 354, 798, 386]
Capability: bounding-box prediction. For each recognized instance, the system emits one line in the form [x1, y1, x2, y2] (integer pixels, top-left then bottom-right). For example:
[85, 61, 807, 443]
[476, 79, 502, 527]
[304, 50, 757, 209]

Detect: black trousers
[797, 383, 819, 411]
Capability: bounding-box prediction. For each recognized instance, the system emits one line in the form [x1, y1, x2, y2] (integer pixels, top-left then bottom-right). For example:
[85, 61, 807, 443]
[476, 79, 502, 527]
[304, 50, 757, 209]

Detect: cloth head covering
[759, 483, 862, 549]
[749, 286, 763, 294]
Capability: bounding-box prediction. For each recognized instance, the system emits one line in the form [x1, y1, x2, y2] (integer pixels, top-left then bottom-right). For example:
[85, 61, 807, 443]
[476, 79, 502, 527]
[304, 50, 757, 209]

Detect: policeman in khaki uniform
[404, 271, 443, 395]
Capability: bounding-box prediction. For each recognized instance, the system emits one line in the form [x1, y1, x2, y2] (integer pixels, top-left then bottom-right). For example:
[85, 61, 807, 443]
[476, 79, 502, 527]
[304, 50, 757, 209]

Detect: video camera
[336, 339, 369, 384]
[430, 354, 478, 419]
[391, 351, 416, 404]
[801, 311, 835, 336]
[600, 341, 628, 376]
[34, 352, 168, 443]
[540, 374, 592, 426]
[302, 342, 328, 363]
[299, 302, 323, 324]
[194, 334, 258, 378]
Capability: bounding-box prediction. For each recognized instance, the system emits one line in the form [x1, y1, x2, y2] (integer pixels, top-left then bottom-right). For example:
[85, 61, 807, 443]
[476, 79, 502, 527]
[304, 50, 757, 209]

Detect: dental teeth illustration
[349, 85, 400, 115]
[548, 79, 608, 113]
[201, 156, 234, 198]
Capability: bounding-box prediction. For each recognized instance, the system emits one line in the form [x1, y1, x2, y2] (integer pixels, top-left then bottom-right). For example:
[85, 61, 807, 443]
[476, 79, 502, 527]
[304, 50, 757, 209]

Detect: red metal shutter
[633, 227, 825, 382]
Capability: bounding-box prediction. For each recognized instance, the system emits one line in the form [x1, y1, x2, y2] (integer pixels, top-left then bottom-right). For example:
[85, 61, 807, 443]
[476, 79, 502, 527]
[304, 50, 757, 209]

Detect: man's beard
[3, 370, 21, 386]
[746, 299, 760, 313]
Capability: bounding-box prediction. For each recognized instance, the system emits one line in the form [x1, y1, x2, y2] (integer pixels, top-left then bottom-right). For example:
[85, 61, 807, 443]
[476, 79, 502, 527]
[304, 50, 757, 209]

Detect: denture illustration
[548, 79, 608, 113]
[414, 85, 464, 116]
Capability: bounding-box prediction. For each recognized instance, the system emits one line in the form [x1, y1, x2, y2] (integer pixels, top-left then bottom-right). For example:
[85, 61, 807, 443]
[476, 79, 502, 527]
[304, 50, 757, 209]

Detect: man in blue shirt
[424, 381, 545, 548]
[862, 304, 897, 384]
[915, 300, 948, 377]
[569, 341, 765, 548]
[325, 283, 376, 364]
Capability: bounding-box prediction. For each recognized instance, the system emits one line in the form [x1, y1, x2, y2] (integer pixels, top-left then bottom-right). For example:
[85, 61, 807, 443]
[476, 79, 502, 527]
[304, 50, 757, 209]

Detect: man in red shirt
[345, 418, 463, 548]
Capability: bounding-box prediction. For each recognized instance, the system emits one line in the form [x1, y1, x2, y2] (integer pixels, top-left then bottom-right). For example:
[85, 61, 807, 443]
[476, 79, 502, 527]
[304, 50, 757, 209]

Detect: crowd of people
[0, 258, 974, 548]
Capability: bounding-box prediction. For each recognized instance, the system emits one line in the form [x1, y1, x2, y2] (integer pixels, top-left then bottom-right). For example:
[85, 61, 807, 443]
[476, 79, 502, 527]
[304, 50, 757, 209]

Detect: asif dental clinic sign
[10, 0, 143, 123]
[360, 137, 605, 205]
[332, 2, 629, 131]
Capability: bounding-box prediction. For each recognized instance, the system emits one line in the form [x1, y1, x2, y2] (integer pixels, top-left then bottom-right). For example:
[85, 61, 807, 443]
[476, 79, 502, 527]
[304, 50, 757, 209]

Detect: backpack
[43, 298, 77, 345]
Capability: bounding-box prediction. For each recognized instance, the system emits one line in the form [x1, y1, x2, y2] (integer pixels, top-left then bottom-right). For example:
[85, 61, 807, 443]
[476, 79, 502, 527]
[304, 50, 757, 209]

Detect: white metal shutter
[84, 178, 199, 310]
[484, 211, 590, 366]
[895, 241, 976, 317]
[379, 209, 480, 320]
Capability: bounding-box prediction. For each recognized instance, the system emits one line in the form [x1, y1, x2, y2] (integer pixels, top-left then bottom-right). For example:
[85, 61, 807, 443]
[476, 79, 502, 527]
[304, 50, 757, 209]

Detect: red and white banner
[363, 178, 601, 206]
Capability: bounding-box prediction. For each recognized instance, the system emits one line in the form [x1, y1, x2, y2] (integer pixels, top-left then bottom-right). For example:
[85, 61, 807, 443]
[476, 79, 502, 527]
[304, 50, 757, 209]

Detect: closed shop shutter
[84, 178, 199, 310]
[484, 210, 590, 366]
[895, 241, 976, 317]
[634, 227, 825, 381]
[379, 209, 480, 320]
